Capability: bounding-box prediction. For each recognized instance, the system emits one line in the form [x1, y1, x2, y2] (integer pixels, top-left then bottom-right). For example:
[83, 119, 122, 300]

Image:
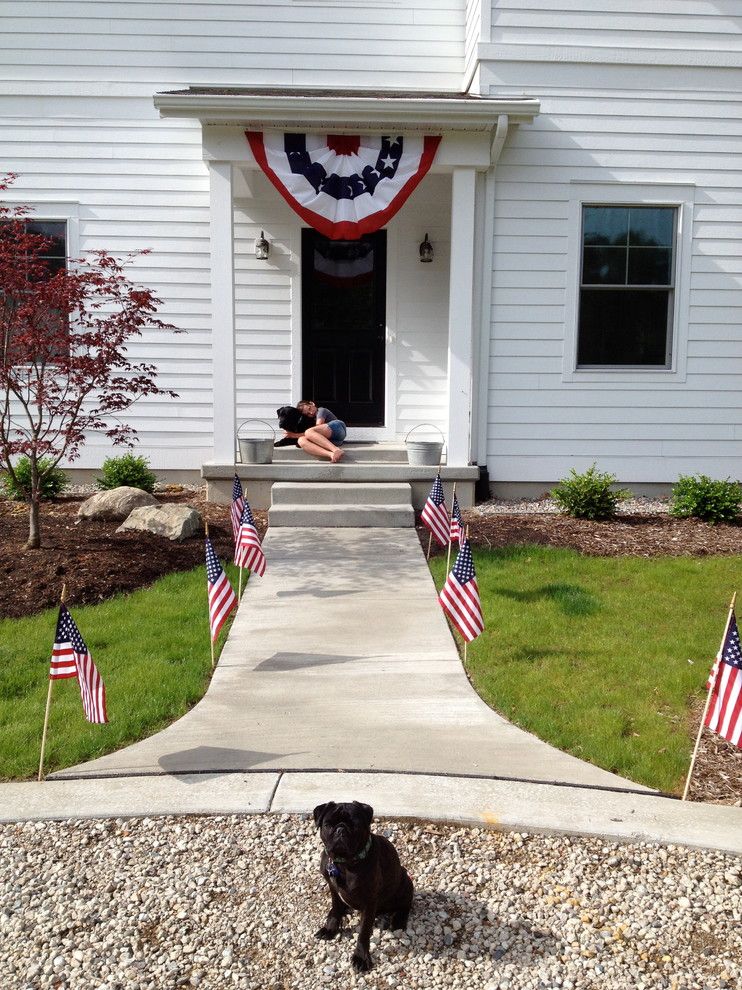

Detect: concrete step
[272, 443, 429, 464]
[271, 482, 412, 506]
[269, 504, 415, 528]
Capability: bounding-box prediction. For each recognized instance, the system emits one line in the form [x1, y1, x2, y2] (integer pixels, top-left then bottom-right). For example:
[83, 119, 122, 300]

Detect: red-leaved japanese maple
[1, 176, 179, 548]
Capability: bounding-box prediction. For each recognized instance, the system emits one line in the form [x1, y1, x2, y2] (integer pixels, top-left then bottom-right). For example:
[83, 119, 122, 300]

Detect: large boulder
[116, 504, 202, 542]
[78, 486, 159, 521]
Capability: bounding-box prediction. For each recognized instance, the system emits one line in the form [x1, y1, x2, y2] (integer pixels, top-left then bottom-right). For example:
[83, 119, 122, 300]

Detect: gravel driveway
[2, 815, 740, 990]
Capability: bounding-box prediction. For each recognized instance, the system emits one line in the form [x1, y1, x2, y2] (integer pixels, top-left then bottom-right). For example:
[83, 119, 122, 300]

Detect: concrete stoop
[269, 481, 415, 527]
[202, 443, 480, 510]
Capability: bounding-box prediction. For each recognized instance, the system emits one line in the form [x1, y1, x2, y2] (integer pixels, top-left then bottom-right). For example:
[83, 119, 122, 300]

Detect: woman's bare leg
[298, 435, 334, 461]
[301, 425, 344, 462]
[304, 425, 335, 452]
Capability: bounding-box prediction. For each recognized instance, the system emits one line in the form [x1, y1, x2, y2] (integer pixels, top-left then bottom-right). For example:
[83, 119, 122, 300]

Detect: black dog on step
[274, 405, 316, 447]
[313, 801, 414, 972]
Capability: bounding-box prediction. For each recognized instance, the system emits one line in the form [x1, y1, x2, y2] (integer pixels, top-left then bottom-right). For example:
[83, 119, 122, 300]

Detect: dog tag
[327, 862, 341, 879]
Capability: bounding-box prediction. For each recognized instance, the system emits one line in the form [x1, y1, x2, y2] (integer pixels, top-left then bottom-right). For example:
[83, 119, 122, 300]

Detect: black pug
[275, 405, 316, 447]
[313, 801, 413, 973]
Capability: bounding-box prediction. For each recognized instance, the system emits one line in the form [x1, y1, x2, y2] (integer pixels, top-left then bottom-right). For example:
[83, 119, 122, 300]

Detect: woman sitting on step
[296, 400, 347, 463]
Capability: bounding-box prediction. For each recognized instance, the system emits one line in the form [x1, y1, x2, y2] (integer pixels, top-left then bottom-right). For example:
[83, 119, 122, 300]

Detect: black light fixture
[255, 230, 270, 260]
[419, 232, 433, 263]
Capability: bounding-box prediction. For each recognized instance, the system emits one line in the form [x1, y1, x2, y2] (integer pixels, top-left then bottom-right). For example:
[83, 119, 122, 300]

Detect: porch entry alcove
[153, 88, 540, 509]
[302, 229, 387, 428]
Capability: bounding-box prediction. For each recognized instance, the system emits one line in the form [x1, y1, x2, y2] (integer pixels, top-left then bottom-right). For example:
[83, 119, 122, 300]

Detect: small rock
[77, 486, 159, 521]
[116, 504, 202, 541]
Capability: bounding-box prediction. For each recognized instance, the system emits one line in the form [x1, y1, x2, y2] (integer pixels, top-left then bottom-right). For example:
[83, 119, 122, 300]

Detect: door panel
[301, 229, 386, 426]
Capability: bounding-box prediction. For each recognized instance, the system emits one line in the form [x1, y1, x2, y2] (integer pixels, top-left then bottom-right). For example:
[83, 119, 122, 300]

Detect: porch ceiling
[153, 86, 540, 131]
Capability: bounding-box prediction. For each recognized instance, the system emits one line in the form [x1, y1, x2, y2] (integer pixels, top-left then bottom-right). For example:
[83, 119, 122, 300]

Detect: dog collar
[328, 835, 373, 872]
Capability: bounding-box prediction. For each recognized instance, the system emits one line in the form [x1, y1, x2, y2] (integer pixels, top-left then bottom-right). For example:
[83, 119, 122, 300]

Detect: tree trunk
[26, 497, 41, 550]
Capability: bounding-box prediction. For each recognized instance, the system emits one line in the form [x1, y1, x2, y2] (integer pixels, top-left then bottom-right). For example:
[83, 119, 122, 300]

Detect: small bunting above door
[246, 131, 441, 240]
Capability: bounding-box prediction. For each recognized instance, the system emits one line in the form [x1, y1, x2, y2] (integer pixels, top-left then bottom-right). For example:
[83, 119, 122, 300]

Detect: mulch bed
[421, 512, 742, 560]
[0, 489, 267, 621]
[2, 492, 739, 805]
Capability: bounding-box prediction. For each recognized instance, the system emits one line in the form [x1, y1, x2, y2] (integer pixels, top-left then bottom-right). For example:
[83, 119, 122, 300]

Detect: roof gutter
[153, 91, 540, 131]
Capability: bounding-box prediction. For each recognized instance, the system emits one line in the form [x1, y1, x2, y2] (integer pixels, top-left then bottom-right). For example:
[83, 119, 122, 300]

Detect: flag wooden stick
[446, 483, 457, 574]
[238, 566, 243, 601]
[204, 524, 216, 668]
[462, 526, 471, 664]
[426, 531, 433, 561]
[38, 682, 54, 782]
[682, 591, 737, 802]
[39, 583, 67, 781]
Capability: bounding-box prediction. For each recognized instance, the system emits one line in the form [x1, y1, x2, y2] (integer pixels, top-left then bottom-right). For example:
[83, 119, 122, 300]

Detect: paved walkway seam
[48, 766, 663, 799]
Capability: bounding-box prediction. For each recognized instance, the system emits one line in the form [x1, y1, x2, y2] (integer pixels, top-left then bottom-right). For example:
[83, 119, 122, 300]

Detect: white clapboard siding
[490, 0, 742, 54]
[233, 184, 296, 424]
[1, 104, 214, 470]
[465, 0, 482, 82]
[3, 0, 466, 91]
[2, 0, 465, 470]
[482, 45, 742, 483]
[390, 174, 451, 442]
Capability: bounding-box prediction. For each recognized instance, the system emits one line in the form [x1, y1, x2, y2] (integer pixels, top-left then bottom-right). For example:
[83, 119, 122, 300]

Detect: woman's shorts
[327, 420, 347, 445]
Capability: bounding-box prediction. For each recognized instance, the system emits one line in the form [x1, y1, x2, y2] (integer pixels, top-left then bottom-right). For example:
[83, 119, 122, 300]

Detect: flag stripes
[450, 492, 463, 545]
[235, 499, 266, 576]
[50, 645, 77, 680]
[206, 537, 237, 643]
[421, 474, 449, 547]
[50, 605, 108, 723]
[704, 612, 742, 747]
[231, 474, 245, 543]
[76, 652, 108, 726]
[438, 538, 484, 643]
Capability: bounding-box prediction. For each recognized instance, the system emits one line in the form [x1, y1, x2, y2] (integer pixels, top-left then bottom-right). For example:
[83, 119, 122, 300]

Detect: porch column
[447, 167, 477, 466]
[208, 160, 236, 463]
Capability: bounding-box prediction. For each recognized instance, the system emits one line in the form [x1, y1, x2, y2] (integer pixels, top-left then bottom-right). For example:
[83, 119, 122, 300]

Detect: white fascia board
[201, 125, 495, 169]
[154, 92, 540, 131]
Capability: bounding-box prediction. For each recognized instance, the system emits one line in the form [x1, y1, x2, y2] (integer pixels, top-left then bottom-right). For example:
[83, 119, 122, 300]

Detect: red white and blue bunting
[246, 131, 441, 240]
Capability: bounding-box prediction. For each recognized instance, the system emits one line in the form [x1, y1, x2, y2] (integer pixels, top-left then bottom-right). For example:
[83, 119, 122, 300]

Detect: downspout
[475, 113, 508, 500]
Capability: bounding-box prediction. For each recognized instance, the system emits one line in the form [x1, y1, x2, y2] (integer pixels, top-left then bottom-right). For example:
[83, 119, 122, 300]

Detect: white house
[2, 1, 741, 505]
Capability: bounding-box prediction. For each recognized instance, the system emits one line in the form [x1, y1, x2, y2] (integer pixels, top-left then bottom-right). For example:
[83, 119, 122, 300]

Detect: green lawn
[430, 547, 740, 794]
[0, 564, 240, 780]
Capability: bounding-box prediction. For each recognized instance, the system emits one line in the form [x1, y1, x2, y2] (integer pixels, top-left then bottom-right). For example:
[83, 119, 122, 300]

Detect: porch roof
[153, 86, 540, 131]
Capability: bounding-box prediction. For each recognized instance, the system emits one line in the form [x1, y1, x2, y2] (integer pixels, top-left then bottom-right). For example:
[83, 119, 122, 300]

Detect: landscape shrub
[551, 464, 630, 520]
[669, 474, 741, 524]
[1, 456, 69, 501]
[96, 453, 157, 493]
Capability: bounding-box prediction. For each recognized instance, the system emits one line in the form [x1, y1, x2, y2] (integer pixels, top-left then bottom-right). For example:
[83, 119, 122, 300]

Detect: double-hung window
[24, 220, 68, 278]
[1, 218, 69, 361]
[577, 205, 676, 368]
[565, 184, 693, 382]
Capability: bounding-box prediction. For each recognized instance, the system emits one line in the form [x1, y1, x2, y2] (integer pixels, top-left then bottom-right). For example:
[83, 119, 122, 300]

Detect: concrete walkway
[3, 528, 741, 853]
[53, 528, 642, 788]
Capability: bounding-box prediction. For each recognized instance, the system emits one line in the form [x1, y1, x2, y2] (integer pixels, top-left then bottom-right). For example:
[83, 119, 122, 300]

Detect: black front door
[301, 228, 386, 427]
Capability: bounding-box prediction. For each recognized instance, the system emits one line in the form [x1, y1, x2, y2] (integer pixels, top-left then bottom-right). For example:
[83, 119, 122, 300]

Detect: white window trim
[1, 200, 81, 368]
[563, 182, 694, 385]
[1, 199, 80, 261]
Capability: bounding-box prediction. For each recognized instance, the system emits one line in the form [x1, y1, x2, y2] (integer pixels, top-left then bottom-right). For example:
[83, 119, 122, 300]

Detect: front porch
[153, 88, 541, 495]
[202, 442, 479, 511]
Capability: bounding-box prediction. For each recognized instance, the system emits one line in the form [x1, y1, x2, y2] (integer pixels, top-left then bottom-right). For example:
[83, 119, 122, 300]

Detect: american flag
[234, 499, 266, 576]
[206, 536, 237, 643]
[231, 474, 245, 543]
[50, 605, 108, 724]
[704, 611, 742, 748]
[421, 474, 449, 546]
[439, 537, 484, 643]
[450, 492, 463, 544]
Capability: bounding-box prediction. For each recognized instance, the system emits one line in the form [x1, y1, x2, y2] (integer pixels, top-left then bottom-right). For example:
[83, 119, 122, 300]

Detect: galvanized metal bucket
[404, 424, 446, 466]
[236, 419, 276, 464]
